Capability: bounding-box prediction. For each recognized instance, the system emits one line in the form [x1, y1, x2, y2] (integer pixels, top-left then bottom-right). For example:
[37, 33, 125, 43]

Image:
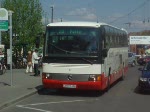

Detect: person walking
[26, 51, 32, 73]
[32, 49, 40, 76]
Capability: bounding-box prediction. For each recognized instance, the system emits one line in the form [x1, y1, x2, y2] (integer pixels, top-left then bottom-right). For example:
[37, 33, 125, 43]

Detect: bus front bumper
[42, 79, 102, 91]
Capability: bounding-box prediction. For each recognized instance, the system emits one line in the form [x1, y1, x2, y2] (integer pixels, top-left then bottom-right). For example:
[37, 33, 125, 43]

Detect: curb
[0, 87, 43, 111]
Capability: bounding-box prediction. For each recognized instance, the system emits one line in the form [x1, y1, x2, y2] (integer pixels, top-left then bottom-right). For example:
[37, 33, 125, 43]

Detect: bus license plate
[63, 84, 76, 88]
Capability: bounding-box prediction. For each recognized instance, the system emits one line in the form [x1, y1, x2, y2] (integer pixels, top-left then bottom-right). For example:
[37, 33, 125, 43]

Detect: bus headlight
[88, 75, 96, 81]
[46, 73, 52, 79]
[88, 75, 101, 81]
[42, 73, 52, 79]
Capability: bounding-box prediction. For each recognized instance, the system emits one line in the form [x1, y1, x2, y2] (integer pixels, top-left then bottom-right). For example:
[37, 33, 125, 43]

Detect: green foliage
[1, 0, 43, 52]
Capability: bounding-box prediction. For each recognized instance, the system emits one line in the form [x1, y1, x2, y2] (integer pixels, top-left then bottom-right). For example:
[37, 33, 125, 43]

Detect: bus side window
[101, 28, 108, 57]
[105, 34, 111, 49]
[101, 28, 106, 49]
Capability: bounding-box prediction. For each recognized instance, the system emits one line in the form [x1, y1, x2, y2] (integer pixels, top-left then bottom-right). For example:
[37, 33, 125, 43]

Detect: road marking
[17, 105, 52, 112]
[17, 99, 85, 106]
[16, 99, 89, 112]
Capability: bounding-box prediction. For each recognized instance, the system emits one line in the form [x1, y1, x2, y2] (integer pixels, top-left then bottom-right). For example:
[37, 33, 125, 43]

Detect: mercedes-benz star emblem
[68, 75, 72, 80]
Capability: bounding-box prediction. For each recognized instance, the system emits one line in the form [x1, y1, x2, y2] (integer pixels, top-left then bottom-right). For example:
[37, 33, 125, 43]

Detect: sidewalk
[0, 68, 43, 110]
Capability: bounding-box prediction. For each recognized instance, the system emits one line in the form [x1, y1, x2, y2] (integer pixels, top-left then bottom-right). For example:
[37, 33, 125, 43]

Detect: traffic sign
[0, 8, 8, 31]
[0, 20, 8, 31]
[0, 8, 8, 20]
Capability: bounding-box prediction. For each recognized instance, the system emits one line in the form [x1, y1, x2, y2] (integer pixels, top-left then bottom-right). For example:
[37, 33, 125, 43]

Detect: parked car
[137, 56, 150, 65]
[128, 52, 136, 67]
[138, 61, 150, 92]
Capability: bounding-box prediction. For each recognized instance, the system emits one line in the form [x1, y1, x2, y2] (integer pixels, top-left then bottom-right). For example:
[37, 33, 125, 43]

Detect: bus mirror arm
[102, 48, 108, 57]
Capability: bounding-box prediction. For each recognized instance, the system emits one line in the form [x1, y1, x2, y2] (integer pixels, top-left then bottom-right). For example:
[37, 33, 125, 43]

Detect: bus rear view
[42, 21, 128, 92]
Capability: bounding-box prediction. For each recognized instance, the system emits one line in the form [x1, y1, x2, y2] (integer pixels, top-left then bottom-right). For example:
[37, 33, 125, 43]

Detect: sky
[40, 0, 150, 33]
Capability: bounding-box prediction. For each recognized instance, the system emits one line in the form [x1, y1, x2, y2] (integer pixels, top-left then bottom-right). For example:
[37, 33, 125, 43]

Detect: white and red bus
[42, 21, 128, 91]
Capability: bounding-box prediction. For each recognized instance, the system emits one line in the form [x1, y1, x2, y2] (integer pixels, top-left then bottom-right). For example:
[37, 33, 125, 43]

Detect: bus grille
[49, 73, 90, 81]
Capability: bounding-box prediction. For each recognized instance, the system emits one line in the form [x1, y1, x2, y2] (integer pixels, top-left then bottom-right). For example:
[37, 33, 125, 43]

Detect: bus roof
[47, 21, 107, 28]
[47, 21, 127, 32]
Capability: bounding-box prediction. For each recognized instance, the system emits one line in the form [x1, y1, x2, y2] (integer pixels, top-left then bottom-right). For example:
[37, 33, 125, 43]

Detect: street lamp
[50, 6, 54, 23]
[8, 10, 14, 86]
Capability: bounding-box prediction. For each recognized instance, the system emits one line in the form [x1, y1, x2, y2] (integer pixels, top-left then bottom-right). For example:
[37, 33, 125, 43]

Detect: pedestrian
[32, 50, 35, 69]
[26, 51, 32, 73]
[32, 49, 40, 76]
[31, 50, 34, 69]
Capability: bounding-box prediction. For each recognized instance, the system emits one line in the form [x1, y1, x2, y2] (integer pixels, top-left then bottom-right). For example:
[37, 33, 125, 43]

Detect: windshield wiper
[81, 58, 93, 65]
[49, 43, 86, 55]
[49, 43, 70, 54]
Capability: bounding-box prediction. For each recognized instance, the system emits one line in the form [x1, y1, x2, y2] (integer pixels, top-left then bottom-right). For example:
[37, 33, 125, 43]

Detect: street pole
[51, 6, 54, 23]
[0, 1, 1, 45]
[0, 23, 2, 45]
[8, 10, 13, 86]
[0, 28, 1, 45]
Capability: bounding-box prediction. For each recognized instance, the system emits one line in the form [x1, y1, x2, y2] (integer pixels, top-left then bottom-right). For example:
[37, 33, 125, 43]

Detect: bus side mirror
[102, 48, 108, 57]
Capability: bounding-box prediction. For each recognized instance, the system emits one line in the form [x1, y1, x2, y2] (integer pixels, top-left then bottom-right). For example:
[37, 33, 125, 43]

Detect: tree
[1, 0, 43, 56]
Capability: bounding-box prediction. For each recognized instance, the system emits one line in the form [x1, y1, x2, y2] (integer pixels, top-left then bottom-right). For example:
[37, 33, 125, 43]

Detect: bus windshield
[45, 27, 100, 57]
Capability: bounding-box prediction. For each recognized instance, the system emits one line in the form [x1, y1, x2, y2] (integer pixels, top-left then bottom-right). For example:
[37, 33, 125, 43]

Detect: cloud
[67, 8, 88, 16]
[66, 8, 97, 20]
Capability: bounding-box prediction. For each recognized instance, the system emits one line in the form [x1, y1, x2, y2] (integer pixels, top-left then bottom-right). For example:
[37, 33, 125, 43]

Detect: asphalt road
[1, 65, 150, 112]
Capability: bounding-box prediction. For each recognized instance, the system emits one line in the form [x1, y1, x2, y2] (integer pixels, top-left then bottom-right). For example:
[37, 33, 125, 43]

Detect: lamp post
[8, 10, 13, 86]
[0, 1, 1, 45]
[50, 6, 54, 23]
